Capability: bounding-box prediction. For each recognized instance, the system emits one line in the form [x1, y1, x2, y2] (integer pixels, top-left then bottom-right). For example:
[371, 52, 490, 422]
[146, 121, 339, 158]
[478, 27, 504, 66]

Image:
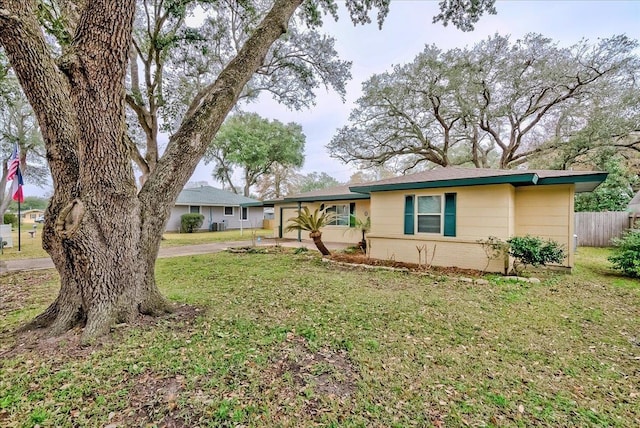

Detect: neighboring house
[166, 186, 263, 232]
[269, 185, 371, 243]
[20, 209, 45, 224]
[274, 168, 607, 273]
[350, 168, 607, 273]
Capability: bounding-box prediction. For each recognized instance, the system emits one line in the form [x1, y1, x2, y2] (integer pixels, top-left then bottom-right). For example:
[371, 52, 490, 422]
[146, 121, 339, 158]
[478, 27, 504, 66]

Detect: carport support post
[297, 201, 302, 242]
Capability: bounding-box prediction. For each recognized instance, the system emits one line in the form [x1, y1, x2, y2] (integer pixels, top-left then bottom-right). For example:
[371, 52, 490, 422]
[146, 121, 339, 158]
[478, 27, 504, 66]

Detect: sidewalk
[0, 238, 348, 274]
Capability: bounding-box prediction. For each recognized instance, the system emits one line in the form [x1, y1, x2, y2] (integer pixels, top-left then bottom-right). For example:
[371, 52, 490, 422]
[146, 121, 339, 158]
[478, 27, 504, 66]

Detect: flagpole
[18, 199, 21, 251]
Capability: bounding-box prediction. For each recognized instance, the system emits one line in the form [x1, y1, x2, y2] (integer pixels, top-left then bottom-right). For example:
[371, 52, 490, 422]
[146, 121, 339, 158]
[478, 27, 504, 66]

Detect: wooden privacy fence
[574, 212, 635, 247]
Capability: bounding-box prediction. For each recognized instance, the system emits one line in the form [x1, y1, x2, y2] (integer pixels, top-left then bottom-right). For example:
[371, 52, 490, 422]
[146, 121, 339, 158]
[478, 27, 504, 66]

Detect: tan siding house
[20, 209, 45, 224]
[269, 185, 370, 245]
[268, 168, 606, 273]
[351, 168, 606, 273]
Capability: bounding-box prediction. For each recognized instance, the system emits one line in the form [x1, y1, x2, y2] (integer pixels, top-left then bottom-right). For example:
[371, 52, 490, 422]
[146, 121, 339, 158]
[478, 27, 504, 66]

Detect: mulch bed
[329, 252, 485, 277]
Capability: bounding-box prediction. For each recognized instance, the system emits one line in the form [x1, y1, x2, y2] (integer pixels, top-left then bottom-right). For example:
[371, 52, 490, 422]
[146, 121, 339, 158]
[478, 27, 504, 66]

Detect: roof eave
[241, 201, 271, 207]
[349, 174, 539, 193]
[282, 193, 370, 203]
[538, 173, 608, 193]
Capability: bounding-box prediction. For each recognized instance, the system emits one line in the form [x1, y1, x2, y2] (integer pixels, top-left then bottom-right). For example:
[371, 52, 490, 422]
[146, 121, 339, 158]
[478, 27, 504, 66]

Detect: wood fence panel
[574, 212, 631, 247]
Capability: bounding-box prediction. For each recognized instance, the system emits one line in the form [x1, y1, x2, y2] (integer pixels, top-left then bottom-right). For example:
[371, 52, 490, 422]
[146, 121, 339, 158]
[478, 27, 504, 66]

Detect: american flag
[6, 143, 20, 181]
[7, 144, 24, 203]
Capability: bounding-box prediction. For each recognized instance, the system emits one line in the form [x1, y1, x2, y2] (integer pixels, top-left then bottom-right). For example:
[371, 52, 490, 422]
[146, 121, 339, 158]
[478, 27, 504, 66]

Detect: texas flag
[7, 144, 24, 203]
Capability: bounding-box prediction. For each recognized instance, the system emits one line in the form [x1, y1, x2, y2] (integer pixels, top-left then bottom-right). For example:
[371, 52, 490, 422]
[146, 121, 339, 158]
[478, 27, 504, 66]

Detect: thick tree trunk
[1, 0, 302, 341]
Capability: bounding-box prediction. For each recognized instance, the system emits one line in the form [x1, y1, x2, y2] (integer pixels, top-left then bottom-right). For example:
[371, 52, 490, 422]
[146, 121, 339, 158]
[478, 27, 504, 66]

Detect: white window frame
[325, 204, 350, 227]
[416, 195, 443, 234]
[241, 207, 248, 221]
[224, 206, 234, 216]
[189, 205, 201, 214]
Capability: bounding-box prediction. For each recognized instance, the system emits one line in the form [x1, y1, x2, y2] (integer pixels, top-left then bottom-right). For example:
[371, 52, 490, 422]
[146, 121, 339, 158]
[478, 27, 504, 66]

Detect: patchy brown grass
[0, 248, 638, 427]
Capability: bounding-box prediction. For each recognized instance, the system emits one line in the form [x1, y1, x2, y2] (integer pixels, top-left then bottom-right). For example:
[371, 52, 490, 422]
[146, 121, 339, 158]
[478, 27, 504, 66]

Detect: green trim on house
[537, 173, 608, 185]
[351, 174, 539, 194]
[404, 195, 415, 235]
[349, 202, 356, 227]
[443, 193, 456, 237]
[283, 193, 370, 203]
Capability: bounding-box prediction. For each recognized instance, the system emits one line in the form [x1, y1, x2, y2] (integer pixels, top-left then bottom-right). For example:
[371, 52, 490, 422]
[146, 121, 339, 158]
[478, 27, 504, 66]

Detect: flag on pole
[7, 143, 20, 181]
[7, 144, 24, 203]
[10, 167, 24, 203]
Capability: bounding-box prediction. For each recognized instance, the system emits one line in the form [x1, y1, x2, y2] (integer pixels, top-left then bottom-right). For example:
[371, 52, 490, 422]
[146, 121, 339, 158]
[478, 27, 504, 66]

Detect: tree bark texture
[0, 0, 302, 341]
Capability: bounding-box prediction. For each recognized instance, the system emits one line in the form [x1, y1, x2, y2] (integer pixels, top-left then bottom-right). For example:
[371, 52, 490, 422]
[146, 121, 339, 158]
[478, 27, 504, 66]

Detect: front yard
[0, 247, 638, 427]
[0, 227, 274, 260]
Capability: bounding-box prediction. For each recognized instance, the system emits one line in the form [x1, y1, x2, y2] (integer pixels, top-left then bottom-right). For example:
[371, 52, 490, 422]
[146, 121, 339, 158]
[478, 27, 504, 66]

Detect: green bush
[507, 235, 566, 273]
[180, 213, 204, 233]
[3, 213, 17, 227]
[608, 229, 640, 278]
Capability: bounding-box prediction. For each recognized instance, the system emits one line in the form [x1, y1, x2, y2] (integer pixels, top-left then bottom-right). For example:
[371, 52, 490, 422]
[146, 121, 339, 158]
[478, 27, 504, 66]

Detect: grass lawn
[1, 247, 638, 427]
[160, 228, 274, 247]
[0, 227, 274, 260]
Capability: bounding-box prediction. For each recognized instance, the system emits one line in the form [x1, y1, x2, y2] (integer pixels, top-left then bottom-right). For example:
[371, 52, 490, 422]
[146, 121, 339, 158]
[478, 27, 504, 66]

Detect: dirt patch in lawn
[261, 333, 359, 417]
[0, 303, 203, 360]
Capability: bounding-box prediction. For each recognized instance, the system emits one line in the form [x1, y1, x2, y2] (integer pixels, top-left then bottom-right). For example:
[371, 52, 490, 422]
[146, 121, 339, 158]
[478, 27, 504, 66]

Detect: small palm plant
[285, 207, 336, 256]
[349, 215, 371, 251]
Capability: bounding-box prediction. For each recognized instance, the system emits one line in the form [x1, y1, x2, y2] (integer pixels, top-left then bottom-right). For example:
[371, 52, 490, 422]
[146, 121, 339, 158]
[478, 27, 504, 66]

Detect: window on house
[405, 193, 456, 236]
[325, 204, 350, 226]
[241, 207, 248, 220]
[224, 206, 233, 216]
[417, 195, 442, 233]
[189, 206, 200, 214]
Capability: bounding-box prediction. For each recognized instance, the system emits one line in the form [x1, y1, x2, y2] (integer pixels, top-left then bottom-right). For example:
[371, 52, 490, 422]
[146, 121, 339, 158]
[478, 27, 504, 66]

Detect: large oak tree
[328, 34, 640, 172]
[0, 0, 493, 341]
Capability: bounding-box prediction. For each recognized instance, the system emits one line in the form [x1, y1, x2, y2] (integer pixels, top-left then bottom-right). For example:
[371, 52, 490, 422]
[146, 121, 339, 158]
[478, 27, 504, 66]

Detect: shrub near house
[181, 213, 204, 233]
[608, 229, 640, 278]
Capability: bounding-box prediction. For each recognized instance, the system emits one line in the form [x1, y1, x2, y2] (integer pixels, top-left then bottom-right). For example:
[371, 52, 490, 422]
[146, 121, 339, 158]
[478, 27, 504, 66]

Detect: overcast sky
[24, 0, 640, 197]
[209, 0, 640, 186]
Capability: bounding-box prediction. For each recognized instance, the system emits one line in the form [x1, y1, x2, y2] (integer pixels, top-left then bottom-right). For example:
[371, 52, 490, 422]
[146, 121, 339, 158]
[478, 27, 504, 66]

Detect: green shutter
[444, 193, 456, 237]
[349, 202, 356, 227]
[404, 195, 415, 235]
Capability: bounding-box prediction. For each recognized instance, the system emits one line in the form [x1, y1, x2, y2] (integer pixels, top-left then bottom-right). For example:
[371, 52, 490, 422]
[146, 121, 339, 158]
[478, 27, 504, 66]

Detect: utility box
[0, 224, 13, 248]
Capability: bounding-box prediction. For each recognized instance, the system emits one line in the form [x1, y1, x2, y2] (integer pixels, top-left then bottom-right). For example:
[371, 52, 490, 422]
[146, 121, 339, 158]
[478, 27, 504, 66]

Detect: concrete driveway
[0, 238, 349, 274]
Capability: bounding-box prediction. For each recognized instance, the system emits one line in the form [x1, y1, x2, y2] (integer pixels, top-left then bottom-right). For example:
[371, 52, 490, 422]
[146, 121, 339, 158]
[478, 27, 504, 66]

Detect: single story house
[166, 186, 264, 232]
[269, 185, 370, 243]
[273, 168, 607, 273]
[20, 209, 45, 224]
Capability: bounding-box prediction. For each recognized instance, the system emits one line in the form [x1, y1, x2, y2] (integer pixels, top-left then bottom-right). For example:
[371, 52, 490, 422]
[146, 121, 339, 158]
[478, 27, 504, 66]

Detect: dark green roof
[349, 168, 608, 194]
[176, 186, 259, 206]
